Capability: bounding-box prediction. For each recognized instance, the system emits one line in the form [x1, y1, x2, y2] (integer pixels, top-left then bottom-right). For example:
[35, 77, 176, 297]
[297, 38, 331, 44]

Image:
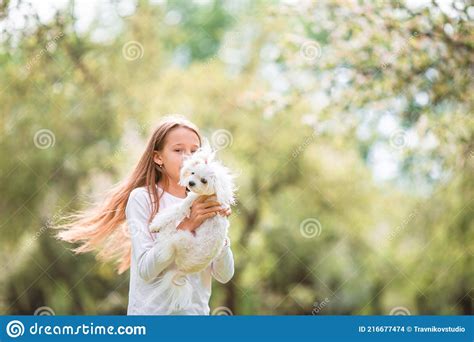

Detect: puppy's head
[179, 146, 216, 196]
[179, 146, 236, 206]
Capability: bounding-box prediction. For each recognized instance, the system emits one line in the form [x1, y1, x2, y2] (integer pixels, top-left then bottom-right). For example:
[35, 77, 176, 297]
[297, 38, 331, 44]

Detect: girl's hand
[217, 206, 232, 217]
[176, 195, 222, 234]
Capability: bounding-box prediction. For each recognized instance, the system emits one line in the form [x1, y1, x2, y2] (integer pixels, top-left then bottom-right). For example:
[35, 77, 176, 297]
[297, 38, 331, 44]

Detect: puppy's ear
[212, 165, 236, 207]
[203, 150, 216, 164]
[201, 136, 212, 152]
[199, 137, 216, 164]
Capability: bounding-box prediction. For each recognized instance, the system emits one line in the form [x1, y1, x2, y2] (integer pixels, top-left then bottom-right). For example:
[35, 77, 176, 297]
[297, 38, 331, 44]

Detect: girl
[55, 115, 234, 315]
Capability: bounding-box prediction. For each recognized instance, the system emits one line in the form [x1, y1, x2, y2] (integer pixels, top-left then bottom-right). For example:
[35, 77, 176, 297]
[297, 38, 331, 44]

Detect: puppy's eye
[191, 172, 195, 175]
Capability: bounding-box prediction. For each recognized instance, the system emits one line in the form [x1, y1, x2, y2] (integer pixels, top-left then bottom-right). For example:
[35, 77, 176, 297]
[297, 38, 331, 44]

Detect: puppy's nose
[189, 181, 195, 187]
[201, 178, 207, 184]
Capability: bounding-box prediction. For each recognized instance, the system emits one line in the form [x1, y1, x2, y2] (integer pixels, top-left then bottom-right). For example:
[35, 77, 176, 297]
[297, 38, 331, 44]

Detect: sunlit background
[0, 0, 473, 315]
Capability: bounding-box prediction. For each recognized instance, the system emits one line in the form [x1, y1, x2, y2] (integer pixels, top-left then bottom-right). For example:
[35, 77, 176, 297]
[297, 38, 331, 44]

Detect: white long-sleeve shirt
[125, 185, 234, 315]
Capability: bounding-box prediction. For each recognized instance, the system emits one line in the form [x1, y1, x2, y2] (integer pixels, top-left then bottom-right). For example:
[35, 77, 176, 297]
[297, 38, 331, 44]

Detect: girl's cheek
[173, 157, 183, 173]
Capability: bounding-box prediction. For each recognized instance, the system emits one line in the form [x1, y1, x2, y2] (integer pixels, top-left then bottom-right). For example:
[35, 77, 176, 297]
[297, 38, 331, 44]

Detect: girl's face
[153, 127, 200, 185]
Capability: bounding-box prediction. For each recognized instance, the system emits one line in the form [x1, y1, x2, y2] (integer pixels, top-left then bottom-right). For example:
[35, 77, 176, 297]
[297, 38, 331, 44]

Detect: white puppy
[149, 141, 236, 313]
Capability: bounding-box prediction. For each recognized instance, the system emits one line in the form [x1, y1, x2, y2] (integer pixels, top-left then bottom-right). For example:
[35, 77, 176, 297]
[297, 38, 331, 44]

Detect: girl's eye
[175, 150, 197, 153]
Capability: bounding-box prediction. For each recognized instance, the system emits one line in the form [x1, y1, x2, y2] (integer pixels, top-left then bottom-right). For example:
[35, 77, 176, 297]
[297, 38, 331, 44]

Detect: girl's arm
[126, 188, 175, 282]
[149, 193, 198, 233]
[211, 237, 234, 284]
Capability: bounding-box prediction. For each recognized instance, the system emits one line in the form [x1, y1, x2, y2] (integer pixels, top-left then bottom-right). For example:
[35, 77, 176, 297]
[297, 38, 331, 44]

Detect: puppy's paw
[174, 230, 194, 251]
[150, 213, 178, 233]
[162, 241, 175, 260]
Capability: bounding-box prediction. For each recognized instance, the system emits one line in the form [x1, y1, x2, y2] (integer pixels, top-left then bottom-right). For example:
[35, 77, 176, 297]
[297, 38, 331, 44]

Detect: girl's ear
[153, 151, 163, 165]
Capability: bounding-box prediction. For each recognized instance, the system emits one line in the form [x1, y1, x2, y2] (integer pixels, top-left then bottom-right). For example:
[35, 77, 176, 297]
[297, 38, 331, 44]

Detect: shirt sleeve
[125, 188, 175, 282]
[211, 237, 235, 284]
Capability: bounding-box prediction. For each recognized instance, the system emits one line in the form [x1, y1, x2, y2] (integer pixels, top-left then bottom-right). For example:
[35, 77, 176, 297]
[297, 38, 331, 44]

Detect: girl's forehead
[166, 127, 200, 147]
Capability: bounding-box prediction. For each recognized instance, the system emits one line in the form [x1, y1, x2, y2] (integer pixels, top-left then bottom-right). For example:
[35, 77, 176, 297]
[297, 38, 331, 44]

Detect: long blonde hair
[54, 115, 202, 274]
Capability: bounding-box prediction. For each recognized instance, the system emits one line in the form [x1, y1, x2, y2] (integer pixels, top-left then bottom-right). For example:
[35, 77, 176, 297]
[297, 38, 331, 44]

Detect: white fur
[149, 141, 236, 314]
